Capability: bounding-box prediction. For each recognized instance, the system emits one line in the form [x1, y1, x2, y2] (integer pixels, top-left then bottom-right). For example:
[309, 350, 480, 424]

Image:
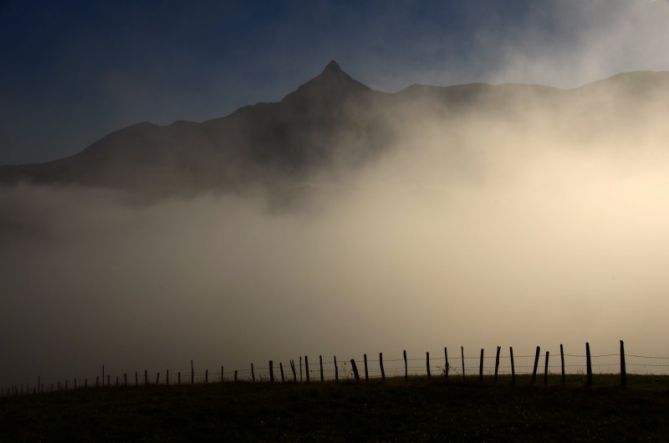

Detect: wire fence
[2, 340, 668, 397]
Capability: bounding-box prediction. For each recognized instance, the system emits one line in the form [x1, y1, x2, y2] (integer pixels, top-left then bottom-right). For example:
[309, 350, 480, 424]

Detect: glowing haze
[2, 1, 669, 387]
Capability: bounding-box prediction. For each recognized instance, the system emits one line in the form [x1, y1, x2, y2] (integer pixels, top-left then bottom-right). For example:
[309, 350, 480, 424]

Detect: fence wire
[4, 344, 669, 397]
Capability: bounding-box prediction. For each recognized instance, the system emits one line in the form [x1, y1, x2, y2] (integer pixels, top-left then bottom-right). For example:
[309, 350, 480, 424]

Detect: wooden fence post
[479, 349, 484, 382]
[144, 370, 148, 386]
[305, 356, 310, 383]
[280, 362, 285, 383]
[234, 370, 238, 383]
[155, 372, 160, 385]
[403, 350, 408, 381]
[379, 353, 385, 381]
[299, 357, 303, 382]
[426, 352, 431, 380]
[290, 360, 297, 383]
[102, 365, 105, 387]
[560, 344, 565, 388]
[620, 340, 627, 388]
[364, 354, 369, 382]
[444, 347, 450, 379]
[334, 356, 339, 383]
[544, 351, 549, 386]
[269, 361, 275, 384]
[320, 356, 324, 383]
[221, 366, 224, 383]
[191, 360, 195, 385]
[124, 373, 128, 387]
[461, 346, 466, 382]
[585, 342, 593, 387]
[166, 370, 169, 386]
[205, 369, 209, 384]
[177, 372, 181, 385]
[251, 363, 255, 383]
[494, 346, 501, 383]
[531, 346, 540, 385]
[351, 359, 360, 383]
[135, 372, 138, 386]
[510, 346, 516, 385]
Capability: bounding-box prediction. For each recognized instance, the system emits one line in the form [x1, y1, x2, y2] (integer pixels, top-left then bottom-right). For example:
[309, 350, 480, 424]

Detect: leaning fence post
[444, 347, 450, 379]
[403, 350, 408, 381]
[269, 361, 275, 384]
[620, 340, 627, 388]
[379, 353, 385, 381]
[585, 342, 593, 387]
[510, 346, 516, 385]
[334, 356, 339, 383]
[544, 351, 550, 386]
[155, 372, 160, 385]
[305, 356, 310, 383]
[479, 349, 484, 382]
[494, 346, 501, 383]
[320, 355, 324, 383]
[461, 346, 466, 382]
[299, 356, 303, 382]
[560, 344, 565, 387]
[426, 352, 431, 380]
[251, 363, 256, 383]
[364, 354, 369, 382]
[351, 359, 360, 383]
[280, 362, 286, 383]
[531, 346, 540, 385]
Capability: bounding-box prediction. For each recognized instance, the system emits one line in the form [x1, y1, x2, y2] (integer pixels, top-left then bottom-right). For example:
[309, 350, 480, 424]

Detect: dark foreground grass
[1, 375, 669, 442]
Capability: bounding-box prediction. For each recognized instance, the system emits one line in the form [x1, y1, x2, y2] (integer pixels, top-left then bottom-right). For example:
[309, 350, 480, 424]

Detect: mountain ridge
[2, 62, 669, 195]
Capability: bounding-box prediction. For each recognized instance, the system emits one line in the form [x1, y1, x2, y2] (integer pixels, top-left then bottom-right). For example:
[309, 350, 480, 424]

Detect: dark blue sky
[2, 0, 669, 164]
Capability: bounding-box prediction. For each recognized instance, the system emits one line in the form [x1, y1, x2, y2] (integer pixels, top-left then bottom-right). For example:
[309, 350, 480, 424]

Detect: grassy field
[1, 375, 669, 442]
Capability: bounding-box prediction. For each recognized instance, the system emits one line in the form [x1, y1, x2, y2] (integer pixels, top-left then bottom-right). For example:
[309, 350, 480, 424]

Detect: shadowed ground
[1, 375, 668, 442]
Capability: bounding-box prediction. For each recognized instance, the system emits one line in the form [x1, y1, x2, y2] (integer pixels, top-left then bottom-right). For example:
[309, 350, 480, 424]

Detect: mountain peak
[323, 60, 342, 74]
[281, 60, 371, 104]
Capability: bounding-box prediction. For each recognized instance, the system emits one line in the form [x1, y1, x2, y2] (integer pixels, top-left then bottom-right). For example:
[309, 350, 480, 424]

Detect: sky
[2, 0, 669, 165]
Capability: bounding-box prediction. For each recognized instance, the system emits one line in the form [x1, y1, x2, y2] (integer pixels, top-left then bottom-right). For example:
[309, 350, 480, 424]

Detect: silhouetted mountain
[1, 63, 668, 195]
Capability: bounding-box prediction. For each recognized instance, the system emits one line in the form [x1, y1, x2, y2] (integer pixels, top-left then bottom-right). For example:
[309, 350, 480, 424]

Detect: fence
[2, 340, 669, 397]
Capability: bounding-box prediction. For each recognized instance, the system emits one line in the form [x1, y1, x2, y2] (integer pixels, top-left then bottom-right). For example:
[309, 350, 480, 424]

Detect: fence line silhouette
[2, 340, 669, 397]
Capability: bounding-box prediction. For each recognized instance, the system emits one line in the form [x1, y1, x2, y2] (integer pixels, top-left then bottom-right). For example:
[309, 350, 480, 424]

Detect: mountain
[1, 63, 669, 195]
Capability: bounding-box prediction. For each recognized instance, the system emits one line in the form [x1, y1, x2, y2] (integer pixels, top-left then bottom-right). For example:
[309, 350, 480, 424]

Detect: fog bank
[3, 88, 669, 387]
